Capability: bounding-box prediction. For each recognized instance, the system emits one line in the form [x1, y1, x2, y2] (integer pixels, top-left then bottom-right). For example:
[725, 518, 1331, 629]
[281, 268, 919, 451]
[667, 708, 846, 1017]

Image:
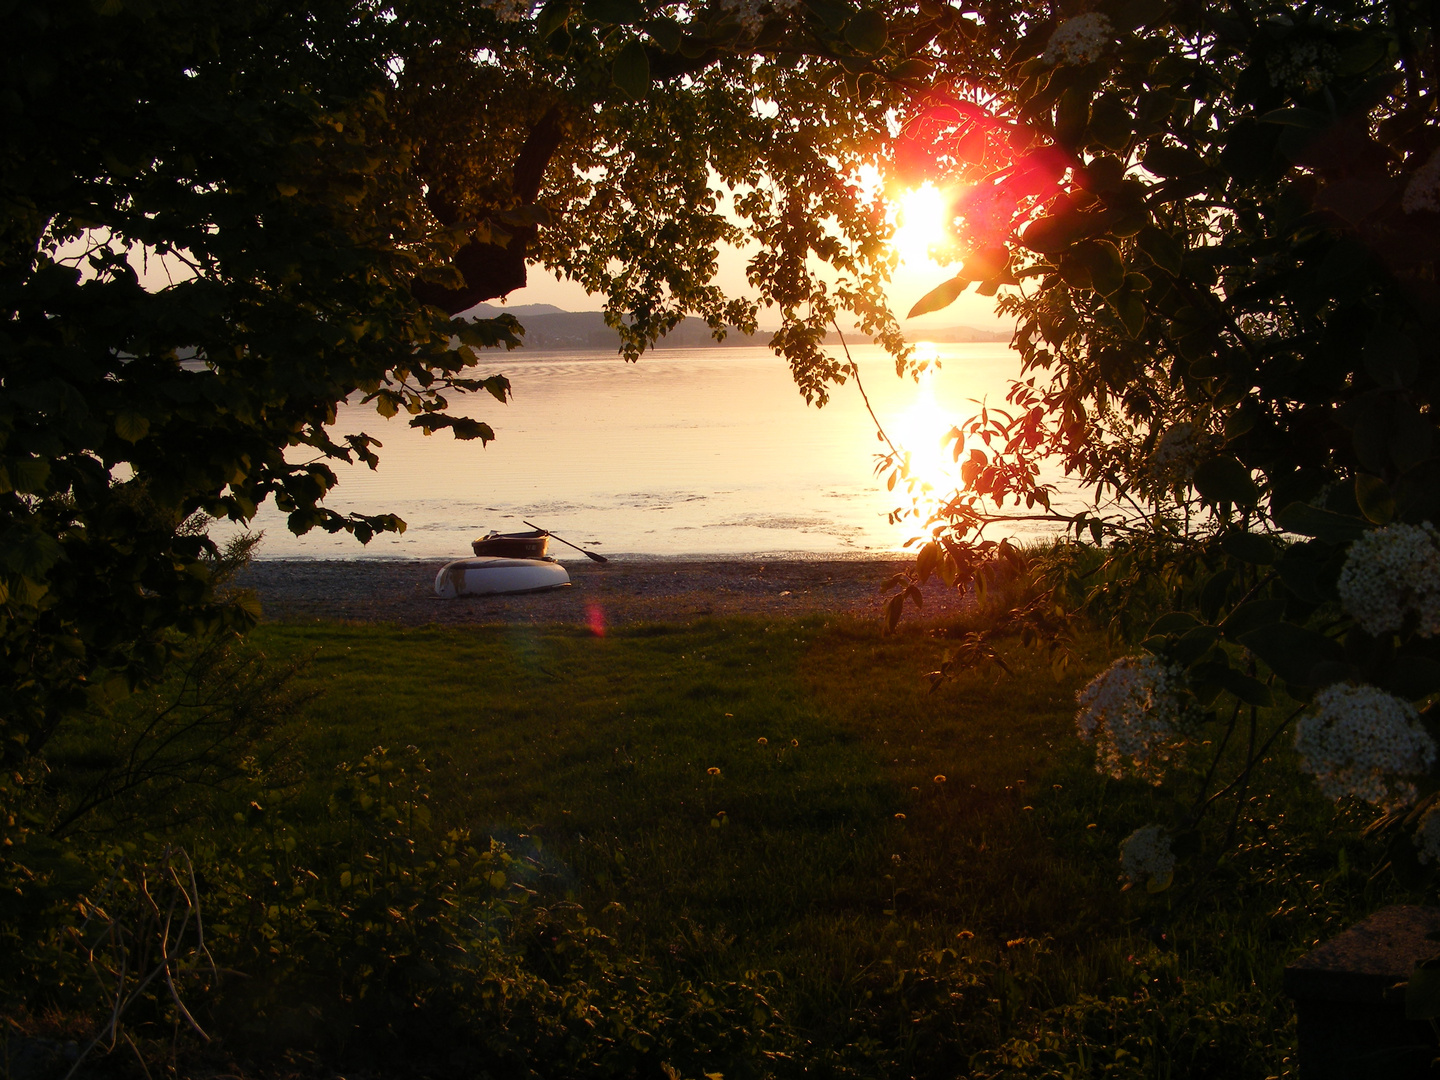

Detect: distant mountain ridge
[466, 304, 1009, 350]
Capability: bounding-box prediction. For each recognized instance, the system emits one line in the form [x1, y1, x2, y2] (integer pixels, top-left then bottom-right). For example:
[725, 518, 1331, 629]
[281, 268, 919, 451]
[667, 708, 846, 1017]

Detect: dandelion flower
[707, 766, 722, 776]
[934, 774, 947, 783]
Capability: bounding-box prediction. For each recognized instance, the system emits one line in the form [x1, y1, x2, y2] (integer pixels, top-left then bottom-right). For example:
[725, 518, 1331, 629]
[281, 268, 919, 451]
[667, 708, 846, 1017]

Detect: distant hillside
[464, 305, 1008, 350]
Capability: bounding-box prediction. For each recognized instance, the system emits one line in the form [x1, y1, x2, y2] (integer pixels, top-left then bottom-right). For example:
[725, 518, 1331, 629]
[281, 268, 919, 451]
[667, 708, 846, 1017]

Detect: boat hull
[435, 557, 571, 598]
[472, 530, 549, 558]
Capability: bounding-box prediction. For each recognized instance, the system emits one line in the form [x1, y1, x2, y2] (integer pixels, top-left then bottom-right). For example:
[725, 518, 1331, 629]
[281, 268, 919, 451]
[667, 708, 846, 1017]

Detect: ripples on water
[229, 343, 1075, 561]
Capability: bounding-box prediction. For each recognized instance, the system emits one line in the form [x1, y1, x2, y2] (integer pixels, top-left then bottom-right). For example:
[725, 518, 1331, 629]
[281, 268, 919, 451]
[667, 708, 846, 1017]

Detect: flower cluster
[1403, 149, 1440, 215]
[1119, 825, 1175, 889]
[1076, 654, 1188, 783]
[719, 0, 799, 34]
[1336, 522, 1440, 638]
[1042, 13, 1114, 66]
[1265, 40, 1339, 95]
[1416, 806, 1440, 865]
[1294, 684, 1436, 810]
[481, 0, 530, 21]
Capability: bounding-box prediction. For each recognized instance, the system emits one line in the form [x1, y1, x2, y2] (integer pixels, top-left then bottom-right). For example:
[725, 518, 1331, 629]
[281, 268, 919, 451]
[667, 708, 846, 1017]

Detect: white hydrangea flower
[1336, 522, 1440, 638]
[1265, 40, 1339, 95]
[1403, 149, 1440, 215]
[482, 0, 529, 20]
[1415, 805, 1440, 865]
[719, 0, 799, 34]
[1042, 13, 1114, 66]
[1294, 684, 1436, 810]
[1119, 825, 1175, 889]
[1076, 654, 1188, 783]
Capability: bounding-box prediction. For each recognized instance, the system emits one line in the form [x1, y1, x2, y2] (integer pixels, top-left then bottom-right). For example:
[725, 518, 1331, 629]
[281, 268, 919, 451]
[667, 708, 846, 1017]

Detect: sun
[890, 183, 951, 267]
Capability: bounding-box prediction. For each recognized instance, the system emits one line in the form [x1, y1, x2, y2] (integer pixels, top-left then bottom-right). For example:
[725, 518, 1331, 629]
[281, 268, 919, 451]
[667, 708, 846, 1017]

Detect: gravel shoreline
[237, 557, 971, 628]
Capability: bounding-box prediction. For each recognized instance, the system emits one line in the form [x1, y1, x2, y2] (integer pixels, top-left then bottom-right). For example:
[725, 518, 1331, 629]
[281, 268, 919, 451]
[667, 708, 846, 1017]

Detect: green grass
[228, 615, 1418, 1078]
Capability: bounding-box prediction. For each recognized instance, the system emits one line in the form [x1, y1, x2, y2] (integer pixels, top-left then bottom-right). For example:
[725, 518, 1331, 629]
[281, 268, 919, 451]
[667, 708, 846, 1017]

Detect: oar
[523, 520, 609, 563]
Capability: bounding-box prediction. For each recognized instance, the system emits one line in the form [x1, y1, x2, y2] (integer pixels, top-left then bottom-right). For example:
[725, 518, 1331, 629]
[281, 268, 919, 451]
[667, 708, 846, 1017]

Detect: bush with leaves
[5, 746, 790, 1078]
[876, 0, 1440, 879]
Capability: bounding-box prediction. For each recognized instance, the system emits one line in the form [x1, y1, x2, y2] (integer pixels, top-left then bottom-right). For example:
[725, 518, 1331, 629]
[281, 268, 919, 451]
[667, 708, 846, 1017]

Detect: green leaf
[536, 0, 571, 39]
[1193, 456, 1258, 507]
[1219, 598, 1287, 639]
[3, 530, 64, 578]
[844, 9, 888, 53]
[1275, 540, 1341, 604]
[1087, 93, 1133, 151]
[1258, 106, 1330, 128]
[1021, 209, 1096, 254]
[1173, 625, 1219, 664]
[1363, 324, 1419, 388]
[888, 58, 934, 83]
[1273, 502, 1370, 543]
[1055, 86, 1091, 150]
[642, 17, 682, 50]
[1147, 611, 1201, 636]
[1071, 240, 1124, 295]
[1408, 964, 1440, 1020]
[1142, 144, 1205, 177]
[1137, 225, 1183, 276]
[1355, 474, 1395, 525]
[612, 39, 651, 99]
[1337, 34, 1387, 75]
[1238, 622, 1343, 687]
[1221, 529, 1277, 564]
[9, 457, 50, 494]
[1382, 655, 1440, 701]
[1214, 667, 1274, 708]
[1113, 290, 1146, 338]
[1394, 459, 1440, 524]
[907, 275, 970, 318]
[582, 0, 645, 22]
[115, 411, 150, 443]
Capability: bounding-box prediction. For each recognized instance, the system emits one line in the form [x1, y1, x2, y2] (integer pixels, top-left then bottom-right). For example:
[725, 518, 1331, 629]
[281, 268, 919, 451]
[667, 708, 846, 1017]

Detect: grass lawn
[234, 615, 1410, 1078]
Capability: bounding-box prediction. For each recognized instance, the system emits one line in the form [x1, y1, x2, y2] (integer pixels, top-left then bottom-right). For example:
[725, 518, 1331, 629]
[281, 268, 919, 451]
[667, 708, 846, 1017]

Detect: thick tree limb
[412, 105, 567, 315]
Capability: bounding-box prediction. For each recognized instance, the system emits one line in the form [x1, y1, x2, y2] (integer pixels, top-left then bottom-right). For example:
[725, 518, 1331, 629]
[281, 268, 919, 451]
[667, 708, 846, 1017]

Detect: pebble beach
[236, 557, 975, 629]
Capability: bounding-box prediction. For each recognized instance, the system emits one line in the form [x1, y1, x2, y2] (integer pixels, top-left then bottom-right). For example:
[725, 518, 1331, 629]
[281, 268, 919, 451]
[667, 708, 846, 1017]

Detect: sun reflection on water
[882, 344, 960, 537]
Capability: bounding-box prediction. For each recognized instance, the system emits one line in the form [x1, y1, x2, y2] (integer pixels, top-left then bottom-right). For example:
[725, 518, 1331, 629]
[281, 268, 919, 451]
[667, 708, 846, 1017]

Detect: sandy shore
[236, 557, 972, 628]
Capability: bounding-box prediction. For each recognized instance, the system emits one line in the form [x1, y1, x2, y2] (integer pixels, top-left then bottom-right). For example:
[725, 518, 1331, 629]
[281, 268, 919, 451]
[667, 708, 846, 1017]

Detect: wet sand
[236, 557, 972, 629]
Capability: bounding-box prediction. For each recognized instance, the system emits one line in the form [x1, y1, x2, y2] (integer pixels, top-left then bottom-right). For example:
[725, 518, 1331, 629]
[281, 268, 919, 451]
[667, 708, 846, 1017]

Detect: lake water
[233, 342, 1075, 561]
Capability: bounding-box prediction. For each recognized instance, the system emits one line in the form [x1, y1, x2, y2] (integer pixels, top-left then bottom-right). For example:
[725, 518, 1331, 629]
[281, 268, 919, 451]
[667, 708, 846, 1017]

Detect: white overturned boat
[434, 557, 571, 598]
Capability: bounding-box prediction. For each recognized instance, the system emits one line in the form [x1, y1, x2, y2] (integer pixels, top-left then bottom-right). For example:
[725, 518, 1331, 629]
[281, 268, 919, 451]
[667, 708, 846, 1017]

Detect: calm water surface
[235, 343, 1074, 560]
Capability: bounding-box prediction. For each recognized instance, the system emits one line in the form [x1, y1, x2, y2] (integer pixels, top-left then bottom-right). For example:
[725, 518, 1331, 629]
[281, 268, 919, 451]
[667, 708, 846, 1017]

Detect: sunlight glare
[890, 183, 950, 268]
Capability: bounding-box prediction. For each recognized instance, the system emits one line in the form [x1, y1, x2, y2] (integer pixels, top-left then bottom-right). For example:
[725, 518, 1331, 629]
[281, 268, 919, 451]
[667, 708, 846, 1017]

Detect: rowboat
[471, 529, 549, 558]
[434, 557, 571, 598]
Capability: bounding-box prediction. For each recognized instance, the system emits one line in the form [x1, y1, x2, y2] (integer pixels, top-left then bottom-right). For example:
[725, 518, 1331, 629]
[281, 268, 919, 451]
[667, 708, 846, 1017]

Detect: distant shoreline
[465, 303, 1012, 352]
